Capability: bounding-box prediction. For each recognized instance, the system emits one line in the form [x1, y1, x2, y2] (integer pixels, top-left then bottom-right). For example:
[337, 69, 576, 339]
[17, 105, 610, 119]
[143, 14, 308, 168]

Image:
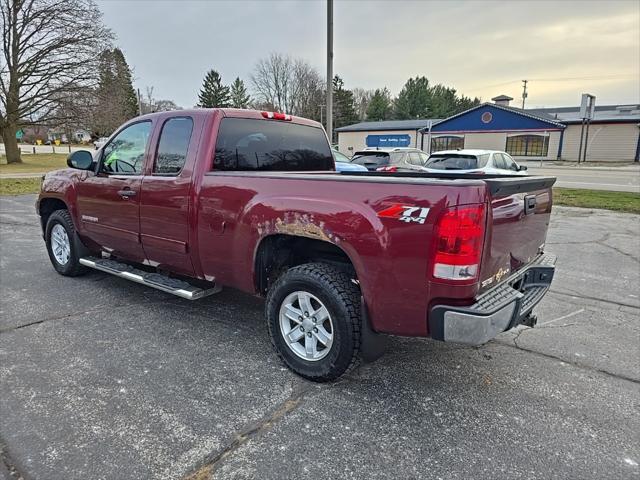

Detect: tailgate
[478, 176, 556, 293]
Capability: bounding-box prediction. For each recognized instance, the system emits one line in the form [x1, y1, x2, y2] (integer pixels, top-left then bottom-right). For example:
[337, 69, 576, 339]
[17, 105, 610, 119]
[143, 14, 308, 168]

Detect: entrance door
[76, 121, 153, 263]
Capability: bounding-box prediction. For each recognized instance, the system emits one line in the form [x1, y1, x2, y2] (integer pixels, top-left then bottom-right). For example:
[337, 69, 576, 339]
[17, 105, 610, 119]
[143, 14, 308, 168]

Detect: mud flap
[360, 297, 388, 362]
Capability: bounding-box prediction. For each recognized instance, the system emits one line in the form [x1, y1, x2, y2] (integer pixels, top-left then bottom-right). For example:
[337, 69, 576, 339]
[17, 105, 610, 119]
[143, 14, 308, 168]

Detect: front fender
[38, 169, 87, 230]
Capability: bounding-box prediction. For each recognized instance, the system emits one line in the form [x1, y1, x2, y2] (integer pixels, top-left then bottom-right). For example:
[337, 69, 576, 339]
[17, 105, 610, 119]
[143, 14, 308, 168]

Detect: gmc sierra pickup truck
[37, 108, 556, 381]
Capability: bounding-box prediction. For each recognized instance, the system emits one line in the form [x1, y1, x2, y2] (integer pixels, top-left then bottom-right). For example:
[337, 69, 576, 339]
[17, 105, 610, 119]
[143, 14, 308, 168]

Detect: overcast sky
[96, 0, 639, 109]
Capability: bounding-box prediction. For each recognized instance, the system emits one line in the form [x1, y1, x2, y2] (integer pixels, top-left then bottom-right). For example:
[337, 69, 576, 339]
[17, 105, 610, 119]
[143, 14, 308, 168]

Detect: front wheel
[45, 209, 88, 277]
[266, 263, 362, 382]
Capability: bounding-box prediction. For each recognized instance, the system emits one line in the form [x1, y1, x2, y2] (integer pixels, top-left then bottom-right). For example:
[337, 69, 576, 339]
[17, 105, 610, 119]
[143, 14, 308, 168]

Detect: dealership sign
[366, 134, 411, 148]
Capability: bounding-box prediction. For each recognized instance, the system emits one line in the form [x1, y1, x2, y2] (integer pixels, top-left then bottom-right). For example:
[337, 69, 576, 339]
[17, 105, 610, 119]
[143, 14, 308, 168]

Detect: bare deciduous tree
[352, 88, 374, 121]
[0, 0, 112, 163]
[251, 53, 324, 121]
[140, 86, 180, 113]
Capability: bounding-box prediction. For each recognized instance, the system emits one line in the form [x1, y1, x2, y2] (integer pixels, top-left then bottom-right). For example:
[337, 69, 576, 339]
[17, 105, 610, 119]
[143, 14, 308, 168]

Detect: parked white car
[423, 149, 528, 175]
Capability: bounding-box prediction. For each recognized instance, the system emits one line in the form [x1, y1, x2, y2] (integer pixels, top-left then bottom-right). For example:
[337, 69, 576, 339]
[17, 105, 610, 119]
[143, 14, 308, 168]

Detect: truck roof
[133, 108, 323, 129]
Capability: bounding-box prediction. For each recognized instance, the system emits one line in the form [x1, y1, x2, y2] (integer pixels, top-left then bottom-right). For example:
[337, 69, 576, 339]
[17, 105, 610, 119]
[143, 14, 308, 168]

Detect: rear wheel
[45, 209, 88, 276]
[266, 263, 361, 382]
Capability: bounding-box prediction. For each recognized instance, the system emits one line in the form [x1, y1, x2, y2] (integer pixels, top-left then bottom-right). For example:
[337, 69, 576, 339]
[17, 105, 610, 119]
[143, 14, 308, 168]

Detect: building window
[506, 134, 549, 157]
[431, 135, 464, 152]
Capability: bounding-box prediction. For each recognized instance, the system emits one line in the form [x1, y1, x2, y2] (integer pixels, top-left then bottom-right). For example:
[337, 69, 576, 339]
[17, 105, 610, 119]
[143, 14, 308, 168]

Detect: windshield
[424, 153, 489, 170]
[350, 152, 391, 169]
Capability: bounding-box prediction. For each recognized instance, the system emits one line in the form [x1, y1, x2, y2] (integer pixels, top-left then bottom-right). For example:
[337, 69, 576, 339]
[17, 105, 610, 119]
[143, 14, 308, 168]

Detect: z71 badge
[377, 204, 430, 225]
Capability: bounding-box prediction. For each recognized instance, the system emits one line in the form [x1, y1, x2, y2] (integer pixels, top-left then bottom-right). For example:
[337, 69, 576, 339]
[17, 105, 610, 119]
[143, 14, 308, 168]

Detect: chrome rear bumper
[429, 253, 556, 345]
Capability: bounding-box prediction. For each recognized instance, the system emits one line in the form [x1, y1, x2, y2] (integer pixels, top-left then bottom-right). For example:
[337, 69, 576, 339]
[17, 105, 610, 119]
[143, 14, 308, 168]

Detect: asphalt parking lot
[1, 194, 639, 480]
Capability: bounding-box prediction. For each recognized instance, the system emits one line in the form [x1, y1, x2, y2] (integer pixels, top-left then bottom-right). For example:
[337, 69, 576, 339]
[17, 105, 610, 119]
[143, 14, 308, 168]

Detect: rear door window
[477, 153, 490, 167]
[390, 152, 408, 165]
[213, 118, 333, 171]
[493, 153, 507, 169]
[154, 117, 193, 175]
[502, 153, 518, 171]
[408, 152, 423, 165]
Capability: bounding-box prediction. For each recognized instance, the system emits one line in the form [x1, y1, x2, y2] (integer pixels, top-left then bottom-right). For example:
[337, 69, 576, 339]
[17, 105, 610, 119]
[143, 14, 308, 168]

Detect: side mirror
[519, 165, 528, 171]
[67, 150, 94, 170]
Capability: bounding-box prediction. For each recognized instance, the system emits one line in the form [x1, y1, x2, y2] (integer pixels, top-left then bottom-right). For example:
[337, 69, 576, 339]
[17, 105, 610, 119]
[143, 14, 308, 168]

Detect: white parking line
[539, 308, 585, 326]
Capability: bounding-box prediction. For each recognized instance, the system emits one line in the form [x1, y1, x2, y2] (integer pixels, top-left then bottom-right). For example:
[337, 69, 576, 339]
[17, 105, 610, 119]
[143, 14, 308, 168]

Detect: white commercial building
[336, 96, 640, 162]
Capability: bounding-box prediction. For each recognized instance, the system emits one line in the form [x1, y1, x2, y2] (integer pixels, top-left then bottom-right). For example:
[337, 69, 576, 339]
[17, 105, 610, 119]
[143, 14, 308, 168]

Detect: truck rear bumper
[428, 253, 556, 345]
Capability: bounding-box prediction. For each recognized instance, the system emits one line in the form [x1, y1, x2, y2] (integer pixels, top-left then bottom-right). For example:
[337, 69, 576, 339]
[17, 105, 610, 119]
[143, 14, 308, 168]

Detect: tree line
[1, 0, 479, 164]
[198, 52, 481, 139]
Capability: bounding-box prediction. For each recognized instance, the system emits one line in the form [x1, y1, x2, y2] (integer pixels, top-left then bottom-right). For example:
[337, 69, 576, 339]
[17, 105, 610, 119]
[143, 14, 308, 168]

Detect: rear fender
[242, 196, 389, 327]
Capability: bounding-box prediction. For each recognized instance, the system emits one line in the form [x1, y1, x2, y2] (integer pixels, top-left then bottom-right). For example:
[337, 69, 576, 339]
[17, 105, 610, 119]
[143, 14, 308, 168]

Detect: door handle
[118, 189, 137, 199]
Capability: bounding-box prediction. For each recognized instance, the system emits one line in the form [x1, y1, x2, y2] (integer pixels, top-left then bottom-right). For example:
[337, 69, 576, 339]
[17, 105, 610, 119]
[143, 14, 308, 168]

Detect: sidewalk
[520, 160, 640, 172]
[0, 172, 45, 178]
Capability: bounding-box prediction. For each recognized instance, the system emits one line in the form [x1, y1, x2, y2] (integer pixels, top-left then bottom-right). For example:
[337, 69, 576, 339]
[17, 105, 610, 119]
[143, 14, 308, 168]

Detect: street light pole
[326, 0, 333, 143]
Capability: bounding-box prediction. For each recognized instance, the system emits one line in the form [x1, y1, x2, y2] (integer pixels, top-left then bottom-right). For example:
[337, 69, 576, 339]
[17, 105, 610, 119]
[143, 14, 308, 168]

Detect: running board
[79, 257, 221, 300]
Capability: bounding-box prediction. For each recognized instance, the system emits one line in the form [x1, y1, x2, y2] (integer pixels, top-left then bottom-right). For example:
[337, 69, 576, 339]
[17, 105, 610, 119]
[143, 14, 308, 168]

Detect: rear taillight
[432, 204, 486, 282]
[261, 111, 292, 121]
[377, 165, 397, 172]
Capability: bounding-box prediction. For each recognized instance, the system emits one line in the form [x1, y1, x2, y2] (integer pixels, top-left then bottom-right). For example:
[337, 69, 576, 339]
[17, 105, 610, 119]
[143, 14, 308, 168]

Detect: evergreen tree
[198, 70, 230, 108]
[332, 76, 357, 133]
[93, 48, 139, 136]
[394, 76, 431, 119]
[456, 94, 481, 113]
[230, 77, 251, 108]
[112, 48, 139, 119]
[365, 88, 392, 121]
[393, 76, 482, 120]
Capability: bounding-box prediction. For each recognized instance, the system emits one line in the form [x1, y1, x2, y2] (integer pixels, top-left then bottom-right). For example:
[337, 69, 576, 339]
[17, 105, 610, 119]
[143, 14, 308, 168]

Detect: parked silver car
[349, 147, 430, 172]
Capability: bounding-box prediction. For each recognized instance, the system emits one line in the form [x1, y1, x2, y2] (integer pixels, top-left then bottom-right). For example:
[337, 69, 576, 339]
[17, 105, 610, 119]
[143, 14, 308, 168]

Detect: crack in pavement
[496, 332, 640, 385]
[548, 289, 640, 310]
[0, 297, 175, 334]
[182, 379, 314, 480]
[0, 439, 27, 480]
[594, 240, 640, 263]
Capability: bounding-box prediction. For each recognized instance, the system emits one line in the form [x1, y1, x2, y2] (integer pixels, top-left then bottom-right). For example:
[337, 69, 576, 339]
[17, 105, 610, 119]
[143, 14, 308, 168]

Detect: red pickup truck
[36, 108, 556, 381]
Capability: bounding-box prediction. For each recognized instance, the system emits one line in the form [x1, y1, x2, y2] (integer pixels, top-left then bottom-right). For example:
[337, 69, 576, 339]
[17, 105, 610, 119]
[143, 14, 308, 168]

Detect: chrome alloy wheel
[51, 223, 71, 265]
[279, 291, 334, 361]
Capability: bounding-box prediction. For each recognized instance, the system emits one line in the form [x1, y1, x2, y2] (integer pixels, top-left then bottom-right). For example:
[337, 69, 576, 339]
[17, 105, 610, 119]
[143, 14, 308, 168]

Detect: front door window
[102, 122, 152, 174]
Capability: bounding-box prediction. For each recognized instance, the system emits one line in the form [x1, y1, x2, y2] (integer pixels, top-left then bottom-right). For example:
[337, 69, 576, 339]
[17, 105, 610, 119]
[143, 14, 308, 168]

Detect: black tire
[45, 209, 89, 277]
[266, 263, 361, 382]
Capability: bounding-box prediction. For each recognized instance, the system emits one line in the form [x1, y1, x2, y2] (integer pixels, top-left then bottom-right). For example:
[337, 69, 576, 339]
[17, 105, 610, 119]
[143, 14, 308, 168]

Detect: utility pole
[326, 0, 333, 143]
[521, 80, 528, 109]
